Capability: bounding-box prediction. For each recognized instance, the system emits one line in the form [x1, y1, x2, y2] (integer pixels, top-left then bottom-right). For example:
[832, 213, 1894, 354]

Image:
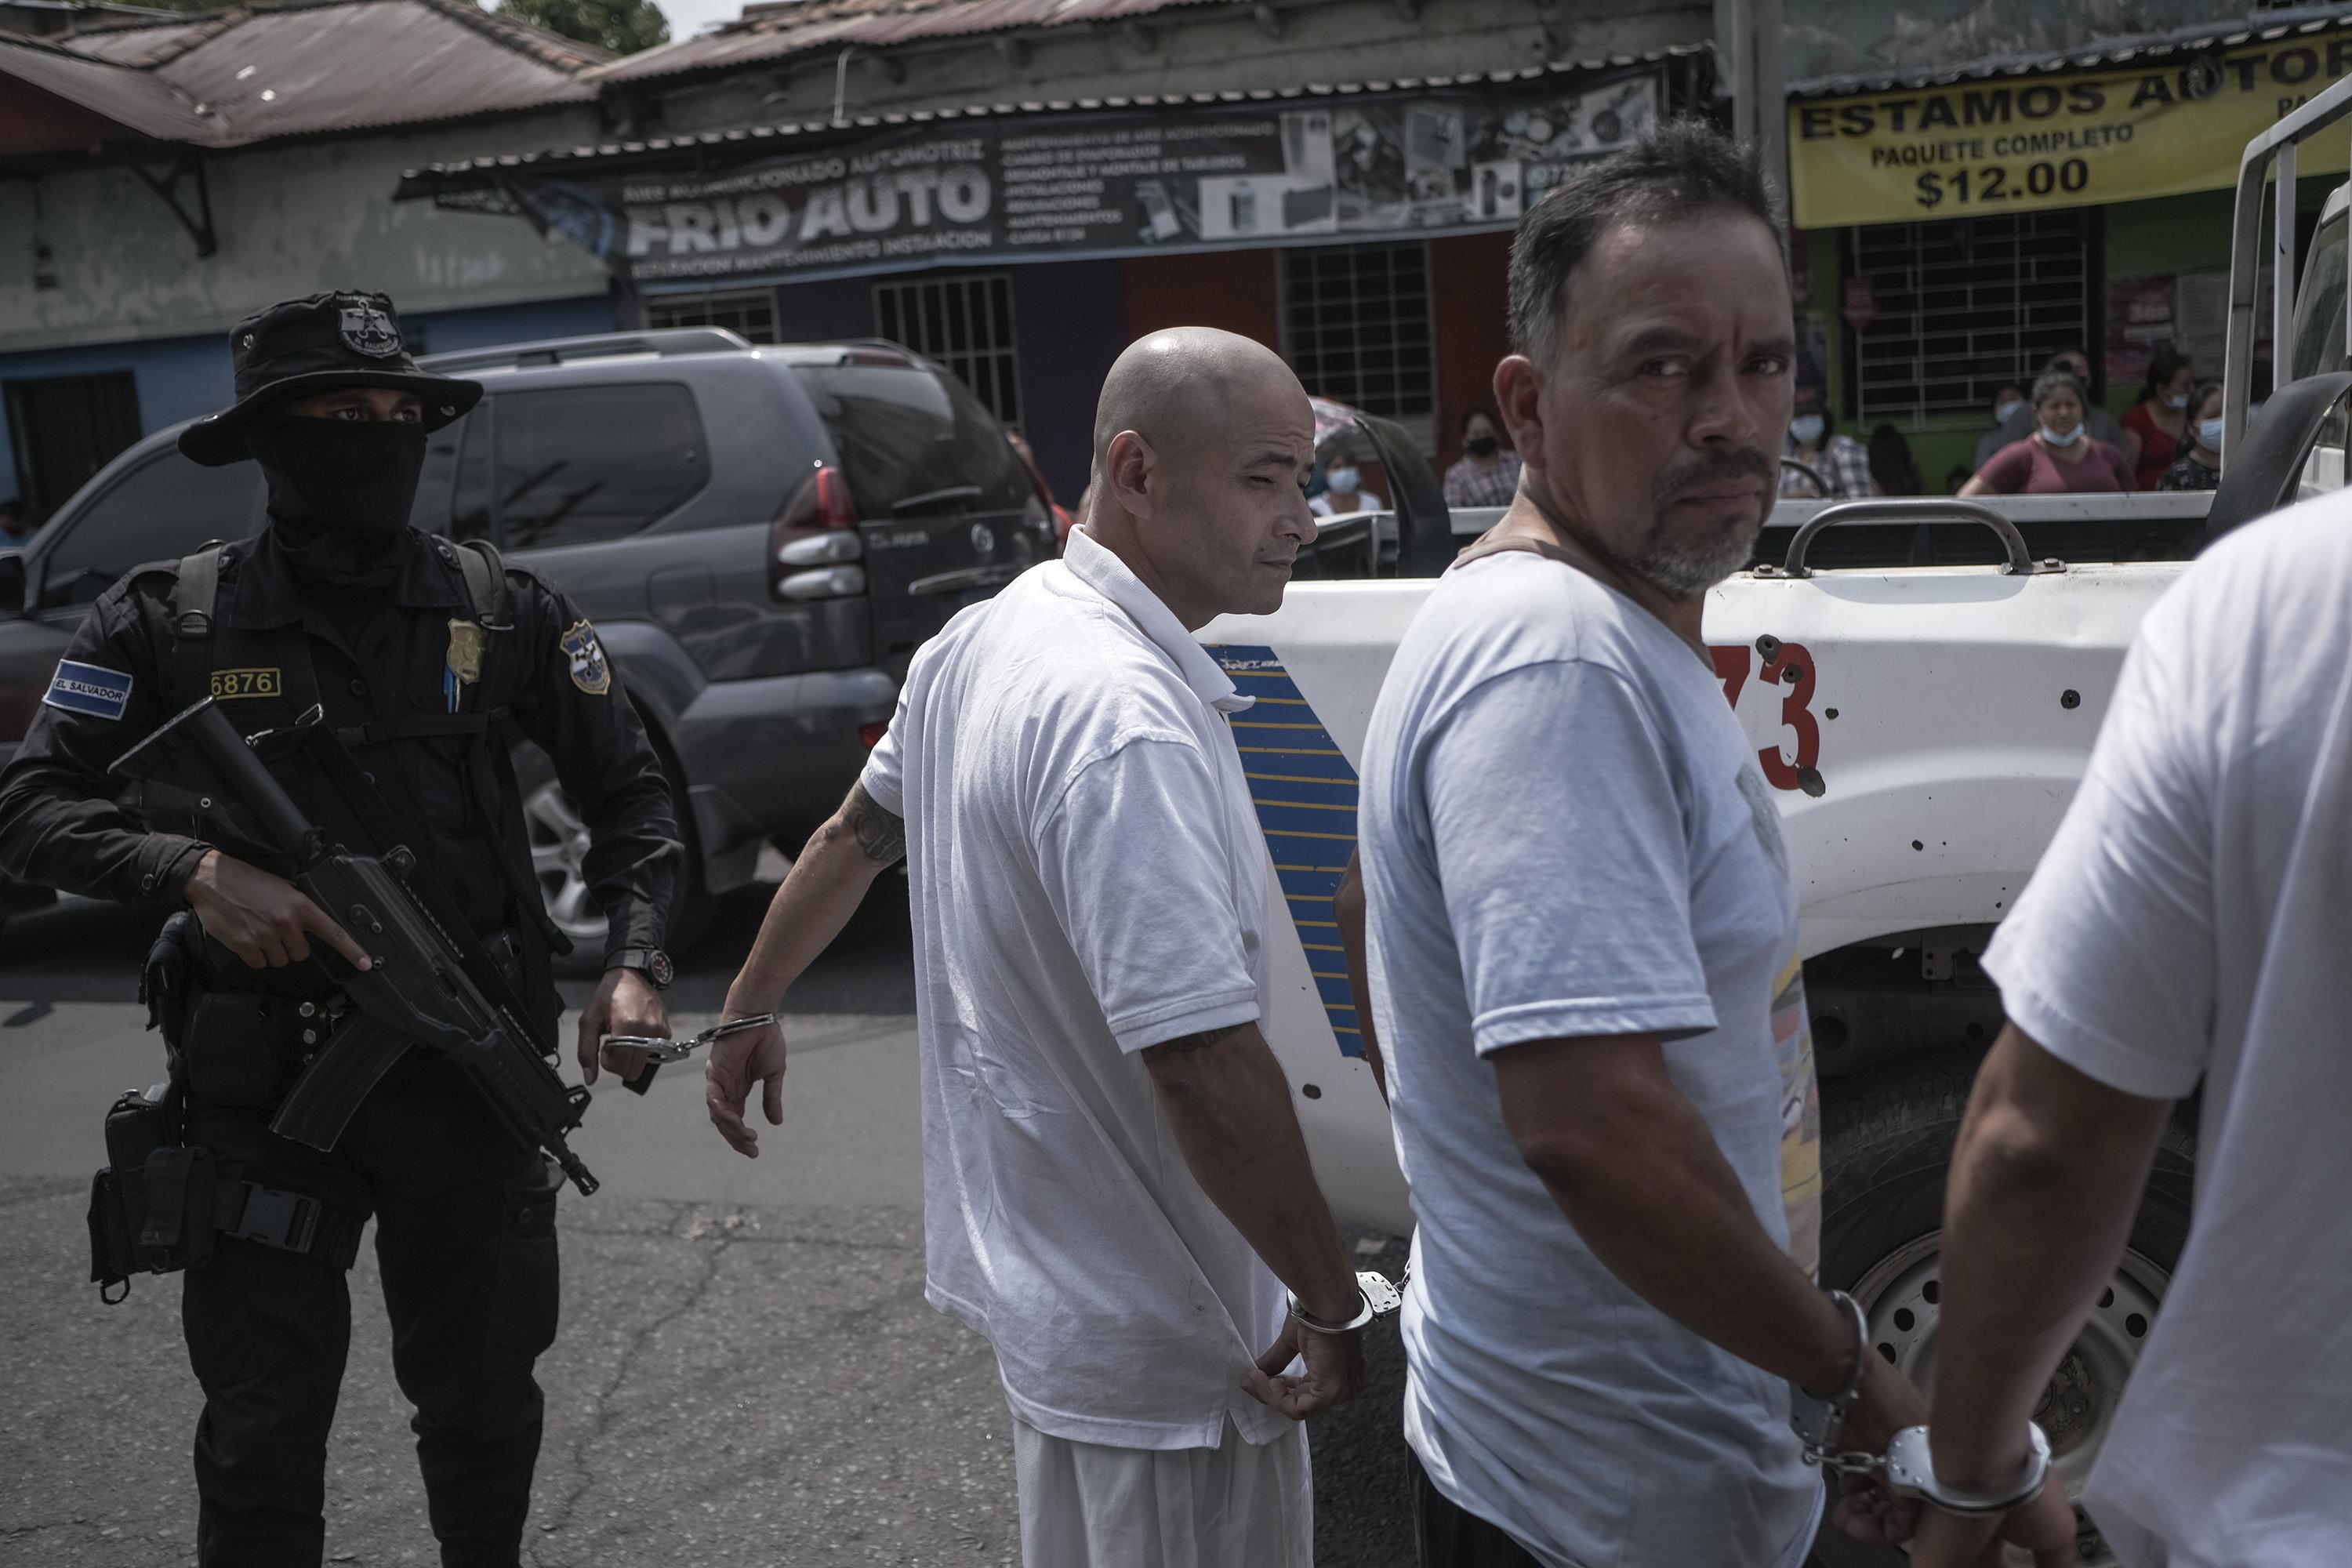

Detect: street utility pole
[1729, 0, 1788, 218]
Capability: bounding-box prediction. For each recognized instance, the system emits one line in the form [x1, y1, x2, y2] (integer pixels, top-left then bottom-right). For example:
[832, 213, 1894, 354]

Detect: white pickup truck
[1202, 79, 2352, 1562]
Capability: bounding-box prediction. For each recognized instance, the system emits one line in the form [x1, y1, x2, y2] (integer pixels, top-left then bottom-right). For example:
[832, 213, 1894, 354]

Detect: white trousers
[1011, 1414, 1312, 1568]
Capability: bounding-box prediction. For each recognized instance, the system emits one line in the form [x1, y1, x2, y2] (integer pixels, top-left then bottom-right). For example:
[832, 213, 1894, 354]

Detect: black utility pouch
[136, 1145, 216, 1274]
[89, 1083, 174, 1303]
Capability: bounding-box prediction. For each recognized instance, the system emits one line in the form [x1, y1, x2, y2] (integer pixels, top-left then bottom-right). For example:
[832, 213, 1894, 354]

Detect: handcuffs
[1791, 1288, 2054, 1518]
[1286, 1270, 1406, 1334]
[604, 1011, 779, 1065]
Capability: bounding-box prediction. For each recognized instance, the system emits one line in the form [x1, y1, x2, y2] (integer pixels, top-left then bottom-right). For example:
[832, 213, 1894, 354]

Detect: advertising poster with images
[501, 72, 1660, 286]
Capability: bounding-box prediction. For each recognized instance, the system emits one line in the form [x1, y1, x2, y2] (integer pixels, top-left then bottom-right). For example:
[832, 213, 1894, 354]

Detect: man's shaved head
[1082, 327, 1317, 629]
[1091, 328, 1298, 481]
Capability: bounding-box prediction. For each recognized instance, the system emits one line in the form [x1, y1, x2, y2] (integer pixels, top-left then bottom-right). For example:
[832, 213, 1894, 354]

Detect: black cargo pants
[180, 1042, 562, 1568]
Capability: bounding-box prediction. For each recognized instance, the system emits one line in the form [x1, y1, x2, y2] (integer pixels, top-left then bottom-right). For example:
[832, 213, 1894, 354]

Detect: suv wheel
[1813, 1048, 2194, 1568]
[513, 743, 710, 978]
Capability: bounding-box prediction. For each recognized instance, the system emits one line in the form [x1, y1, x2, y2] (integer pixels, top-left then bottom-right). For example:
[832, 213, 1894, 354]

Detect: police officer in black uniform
[0, 292, 684, 1566]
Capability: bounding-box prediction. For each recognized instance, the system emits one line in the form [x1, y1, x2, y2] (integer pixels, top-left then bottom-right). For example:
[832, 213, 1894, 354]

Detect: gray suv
[0, 328, 1054, 964]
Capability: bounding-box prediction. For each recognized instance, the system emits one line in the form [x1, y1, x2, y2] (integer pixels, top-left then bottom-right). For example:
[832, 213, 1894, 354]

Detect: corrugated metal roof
[1791, 5, 2352, 98]
[587, 0, 1228, 85]
[0, 0, 601, 150]
[400, 44, 1708, 193]
[48, 13, 235, 68]
[0, 28, 219, 139]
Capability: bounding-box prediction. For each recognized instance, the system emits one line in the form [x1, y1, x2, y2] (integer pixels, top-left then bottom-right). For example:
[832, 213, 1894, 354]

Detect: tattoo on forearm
[843, 783, 906, 867]
[1144, 1023, 1246, 1059]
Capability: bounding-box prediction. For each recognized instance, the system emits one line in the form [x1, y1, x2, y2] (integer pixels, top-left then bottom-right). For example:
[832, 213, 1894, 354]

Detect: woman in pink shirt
[1962, 369, 2136, 495]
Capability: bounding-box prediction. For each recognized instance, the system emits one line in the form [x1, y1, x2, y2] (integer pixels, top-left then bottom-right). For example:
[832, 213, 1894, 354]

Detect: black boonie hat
[179, 291, 483, 467]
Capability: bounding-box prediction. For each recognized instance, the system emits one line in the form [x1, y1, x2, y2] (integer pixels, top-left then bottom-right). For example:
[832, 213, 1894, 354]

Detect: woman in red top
[1960, 370, 2137, 496]
[2119, 348, 2194, 490]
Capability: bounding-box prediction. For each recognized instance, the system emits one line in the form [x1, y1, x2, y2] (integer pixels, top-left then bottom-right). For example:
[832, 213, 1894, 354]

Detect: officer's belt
[139, 1150, 366, 1269]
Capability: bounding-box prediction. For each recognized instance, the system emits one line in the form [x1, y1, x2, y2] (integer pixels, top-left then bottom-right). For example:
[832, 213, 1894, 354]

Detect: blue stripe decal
[1213, 644, 1363, 1058]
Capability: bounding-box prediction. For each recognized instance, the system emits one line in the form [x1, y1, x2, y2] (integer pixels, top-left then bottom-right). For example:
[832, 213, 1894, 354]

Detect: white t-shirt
[858, 525, 1293, 1451]
[1982, 494, 2352, 1567]
[1358, 551, 1824, 1568]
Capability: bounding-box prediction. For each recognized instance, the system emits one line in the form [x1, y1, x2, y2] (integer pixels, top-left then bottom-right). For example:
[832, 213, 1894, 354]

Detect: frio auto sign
[597, 140, 995, 279]
[498, 72, 1661, 286]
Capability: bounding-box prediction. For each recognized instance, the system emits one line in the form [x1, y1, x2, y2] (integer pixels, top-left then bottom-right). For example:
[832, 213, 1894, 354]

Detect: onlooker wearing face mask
[2158, 379, 2226, 493]
[1778, 383, 1877, 499]
[1961, 369, 2136, 495]
[2122, 348, 2195, 491]
[1309, 452, 1386, 516]
[1973, 381, 2027, 473]
[1442, 407, 1524, 509]
[1986, 349, 2127, 456]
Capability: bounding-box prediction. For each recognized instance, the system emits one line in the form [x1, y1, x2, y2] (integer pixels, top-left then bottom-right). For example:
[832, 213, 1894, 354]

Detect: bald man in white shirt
[706, 328, 1360, 1566]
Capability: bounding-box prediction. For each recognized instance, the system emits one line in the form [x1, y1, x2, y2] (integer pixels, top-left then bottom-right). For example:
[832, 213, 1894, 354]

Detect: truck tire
[513, 741, 710, 978]
[1817, 1047, 2195, 1568]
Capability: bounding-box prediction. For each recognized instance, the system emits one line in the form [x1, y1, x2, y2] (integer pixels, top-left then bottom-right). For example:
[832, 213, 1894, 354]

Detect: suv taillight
[769, 463, 866, 602]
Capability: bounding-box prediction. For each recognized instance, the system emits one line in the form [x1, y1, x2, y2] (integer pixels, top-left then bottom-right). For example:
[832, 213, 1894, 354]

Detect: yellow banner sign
[1789, 32, 2352, 229]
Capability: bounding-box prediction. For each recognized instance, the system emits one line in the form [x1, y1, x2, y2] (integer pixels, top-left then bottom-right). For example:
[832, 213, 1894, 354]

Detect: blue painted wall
[0, 292, 616, 510]
[0, 332, 228, 514]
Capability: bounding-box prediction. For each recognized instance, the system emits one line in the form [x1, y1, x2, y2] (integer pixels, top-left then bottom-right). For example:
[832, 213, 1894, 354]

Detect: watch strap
[608, 946, 673, 989]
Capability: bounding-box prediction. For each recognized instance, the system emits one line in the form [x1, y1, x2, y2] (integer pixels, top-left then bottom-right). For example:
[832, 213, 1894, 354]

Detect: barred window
[872, 273, 1022, 428]
[1843, 211, 2095, 426]
[1279, 241, 1436, 451]
[645, 289, 779, 344]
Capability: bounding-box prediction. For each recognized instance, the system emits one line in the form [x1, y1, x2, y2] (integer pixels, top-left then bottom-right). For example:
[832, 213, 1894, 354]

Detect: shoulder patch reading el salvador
[560, 619, 611, 696]
[45, 659, 133, 721]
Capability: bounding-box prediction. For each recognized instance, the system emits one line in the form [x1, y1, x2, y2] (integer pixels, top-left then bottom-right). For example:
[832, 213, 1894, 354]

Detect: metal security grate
[1280, 241, 1436, 450]
[1844, 212, 2094, 426]
[873, 274, 1022, 428]
[645, 289, 779, 344]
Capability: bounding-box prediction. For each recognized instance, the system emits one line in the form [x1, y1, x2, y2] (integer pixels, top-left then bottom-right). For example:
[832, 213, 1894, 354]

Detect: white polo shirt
[858, 526, 1293, 1450]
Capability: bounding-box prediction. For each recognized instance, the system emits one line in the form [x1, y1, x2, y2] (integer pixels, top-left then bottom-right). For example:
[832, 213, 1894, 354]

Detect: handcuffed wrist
[1287, 1284, 1374, 1335]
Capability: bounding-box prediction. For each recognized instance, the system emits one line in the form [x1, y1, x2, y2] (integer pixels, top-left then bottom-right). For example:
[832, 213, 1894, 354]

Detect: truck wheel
[514, 742, 710, 978]
[1818, 1049, 2194, 1568]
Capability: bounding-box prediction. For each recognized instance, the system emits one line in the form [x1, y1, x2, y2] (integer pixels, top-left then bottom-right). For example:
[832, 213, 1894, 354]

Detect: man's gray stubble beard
[1632, 509, 1765, 597]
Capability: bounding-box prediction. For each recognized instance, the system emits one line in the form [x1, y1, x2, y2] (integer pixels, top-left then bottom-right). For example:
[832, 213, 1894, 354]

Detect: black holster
[87, 913, 361, 1304]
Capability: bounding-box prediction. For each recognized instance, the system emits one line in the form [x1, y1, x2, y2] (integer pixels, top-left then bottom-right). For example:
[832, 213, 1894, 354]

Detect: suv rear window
[791, 363, 1030, 517]
[42, 450, 262, 608]
[492, 383, 710, 550]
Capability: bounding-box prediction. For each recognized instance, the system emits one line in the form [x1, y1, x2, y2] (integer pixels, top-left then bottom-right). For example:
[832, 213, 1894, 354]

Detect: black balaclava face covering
[242, 412, 427, 590]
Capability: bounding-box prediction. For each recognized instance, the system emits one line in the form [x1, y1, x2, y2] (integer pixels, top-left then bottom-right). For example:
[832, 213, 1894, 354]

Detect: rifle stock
[113, 699, 602, 1196]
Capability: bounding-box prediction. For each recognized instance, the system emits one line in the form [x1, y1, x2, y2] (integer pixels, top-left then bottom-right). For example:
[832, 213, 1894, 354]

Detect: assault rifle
[112, 697, 601, 1194]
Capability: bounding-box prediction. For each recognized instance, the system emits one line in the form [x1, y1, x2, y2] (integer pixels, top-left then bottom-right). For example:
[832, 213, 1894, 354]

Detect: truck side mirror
[0, 551, 24, 619]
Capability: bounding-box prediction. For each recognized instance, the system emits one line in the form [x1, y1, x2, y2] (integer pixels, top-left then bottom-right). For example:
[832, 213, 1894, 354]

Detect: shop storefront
[403, 53, 1706, 501]
[1785, 13, 2352, 489]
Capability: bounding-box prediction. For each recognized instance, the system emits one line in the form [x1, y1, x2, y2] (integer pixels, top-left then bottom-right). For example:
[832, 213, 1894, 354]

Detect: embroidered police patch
[339, 303, 402, 358]
[45, 659, 132, 721]
[209, 667, 281, 700]
[561, 620, 611, 695]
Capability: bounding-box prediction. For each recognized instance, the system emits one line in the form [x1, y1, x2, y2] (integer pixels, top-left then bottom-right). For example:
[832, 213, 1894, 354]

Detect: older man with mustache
[1337, 122, 2034, 1568]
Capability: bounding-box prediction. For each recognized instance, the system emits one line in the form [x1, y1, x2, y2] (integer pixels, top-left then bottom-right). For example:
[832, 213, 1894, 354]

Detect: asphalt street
[0, 879, 1418, 1568]
[0, 881, 1884, 1568]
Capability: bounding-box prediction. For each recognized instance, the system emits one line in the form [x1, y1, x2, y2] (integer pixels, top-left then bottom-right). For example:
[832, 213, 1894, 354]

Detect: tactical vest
[158, 538, 566, 1035]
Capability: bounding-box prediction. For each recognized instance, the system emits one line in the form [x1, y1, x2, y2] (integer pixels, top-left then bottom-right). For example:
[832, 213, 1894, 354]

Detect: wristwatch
[608, 946, 673, 990]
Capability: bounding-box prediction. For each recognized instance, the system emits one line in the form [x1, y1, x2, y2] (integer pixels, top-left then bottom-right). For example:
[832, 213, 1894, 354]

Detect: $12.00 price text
[1915, 158, 2091, 209]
